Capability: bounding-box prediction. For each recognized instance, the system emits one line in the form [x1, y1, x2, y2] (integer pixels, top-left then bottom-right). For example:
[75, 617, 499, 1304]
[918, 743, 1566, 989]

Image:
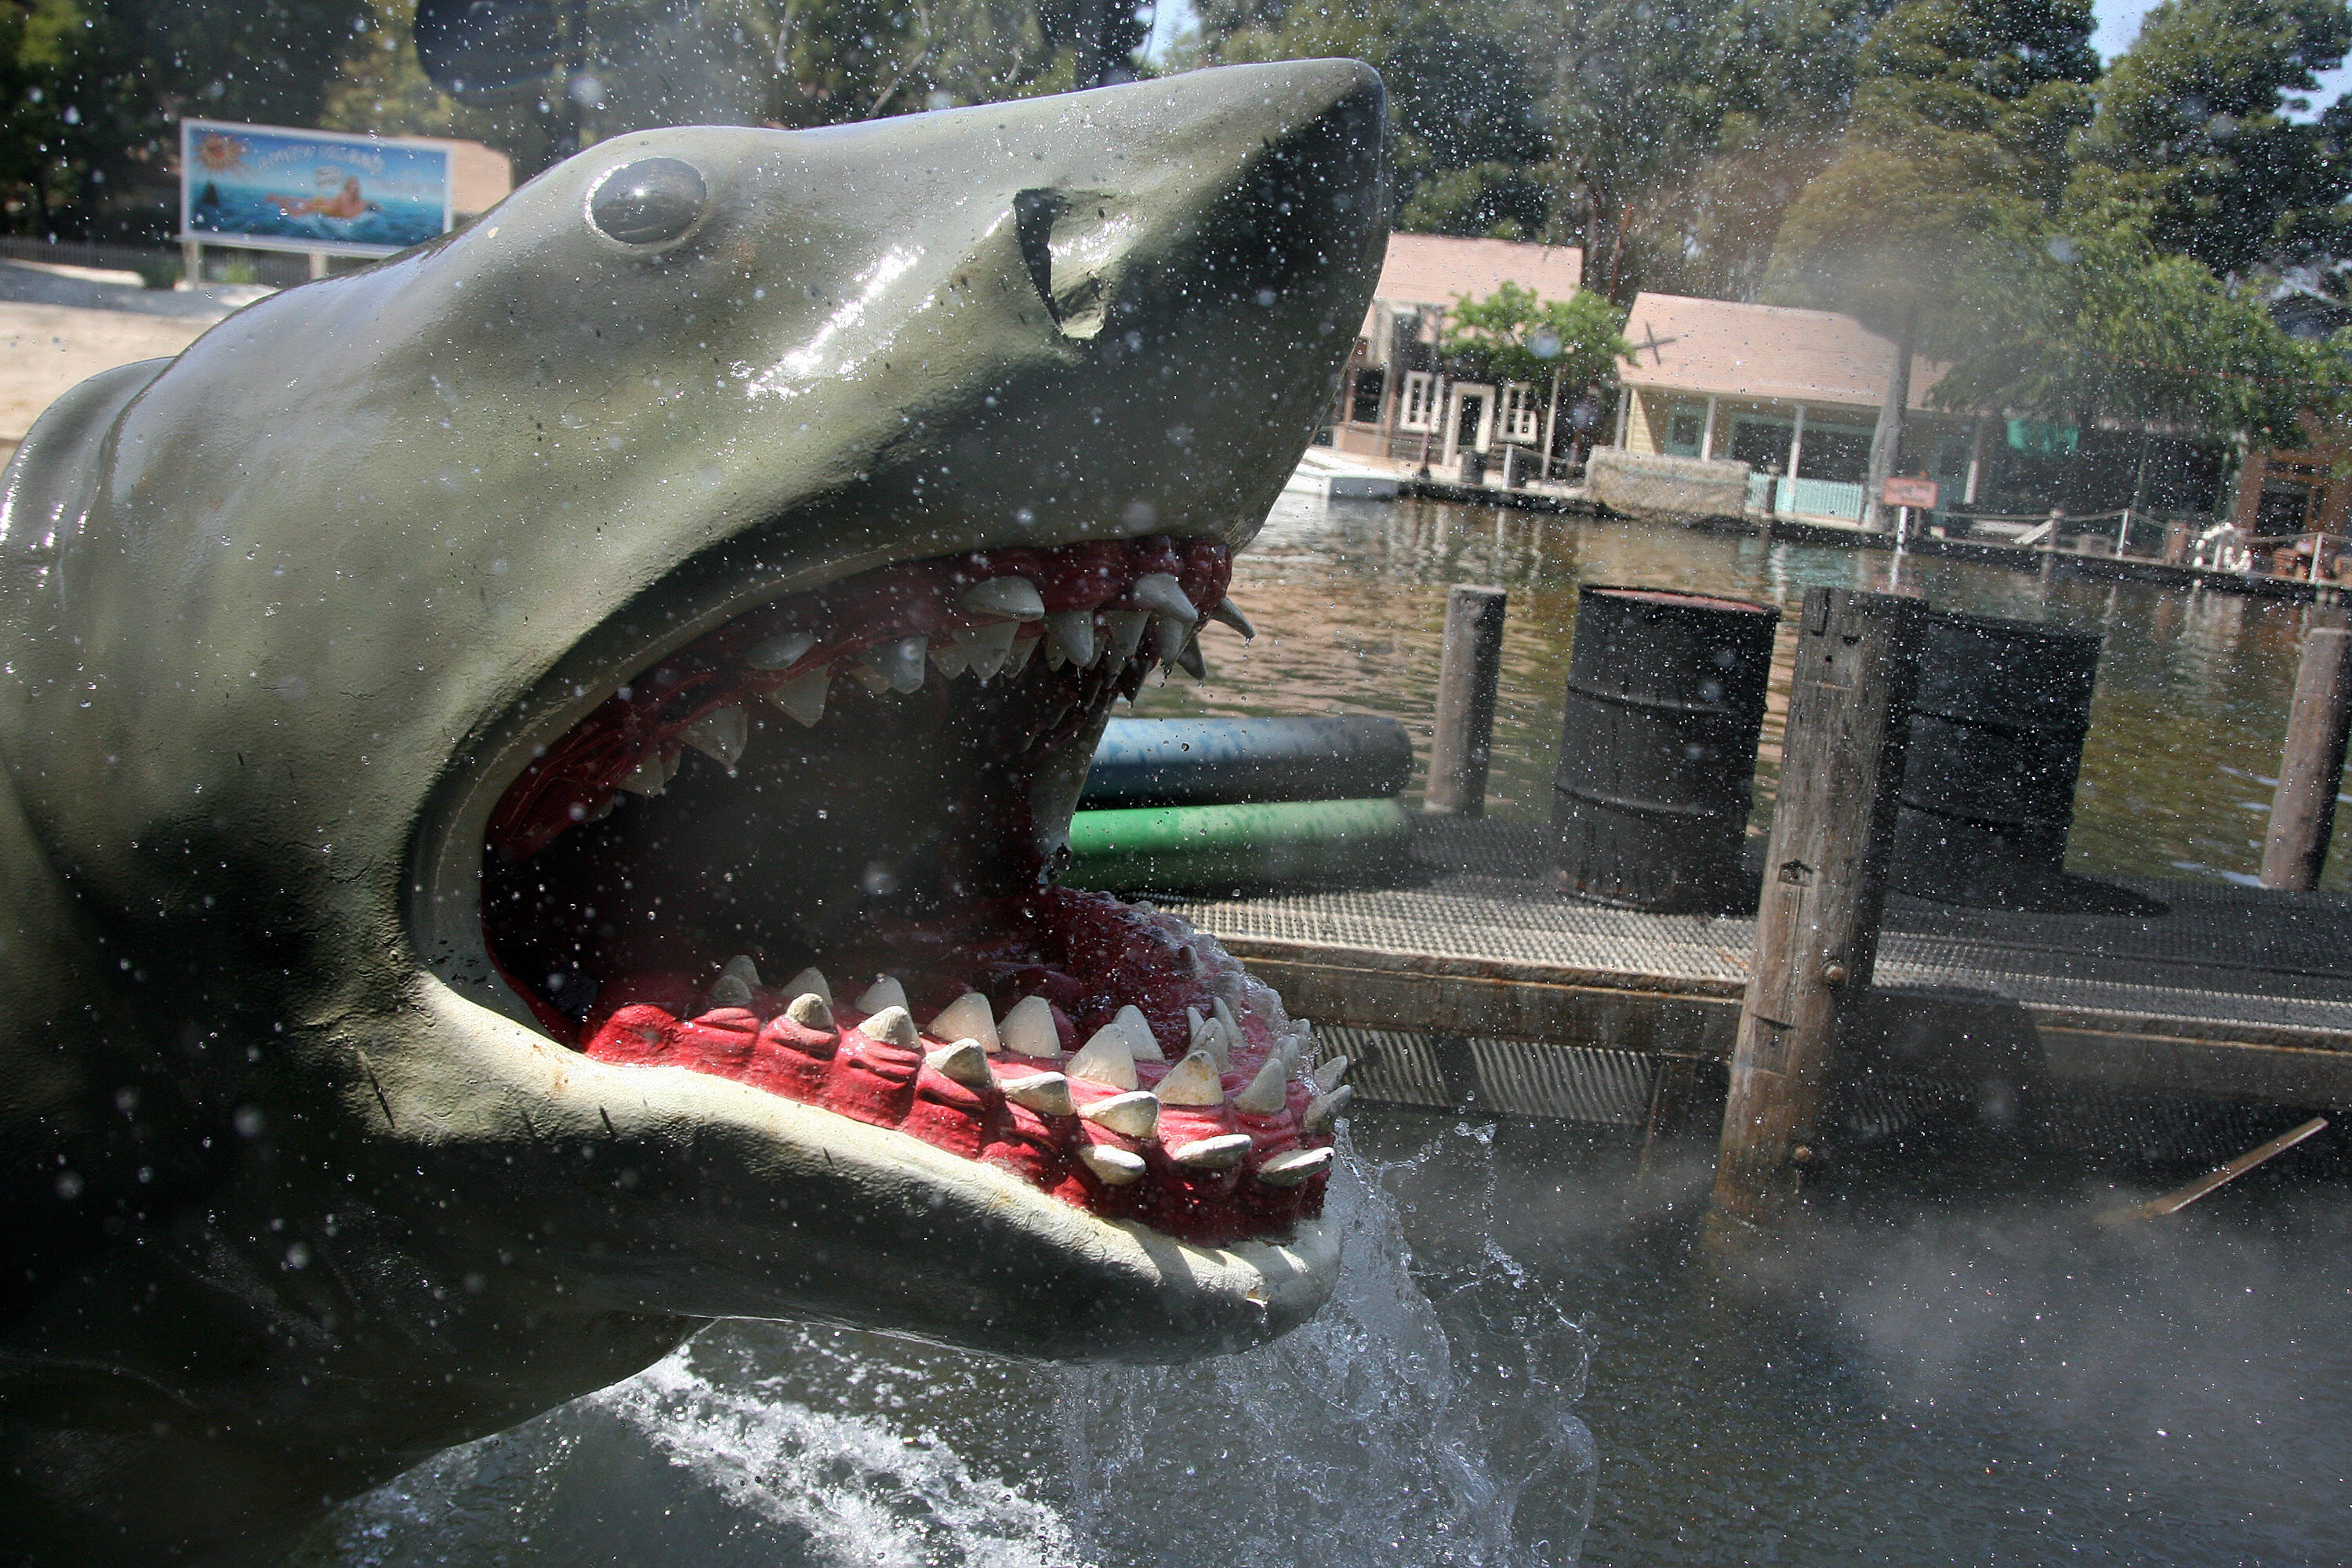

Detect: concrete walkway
[0, 261, 270, 460]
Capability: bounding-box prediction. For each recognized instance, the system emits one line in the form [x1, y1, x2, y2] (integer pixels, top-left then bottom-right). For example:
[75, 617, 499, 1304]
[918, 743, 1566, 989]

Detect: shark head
[0, 61, 1386, 1552]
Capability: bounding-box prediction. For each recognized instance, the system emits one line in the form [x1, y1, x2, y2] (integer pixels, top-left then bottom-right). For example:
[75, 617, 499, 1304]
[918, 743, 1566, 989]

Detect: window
[1500, 383, 1541, 443]
[1664, 405, 1706, 456]
[1399, 372, 1439, 431]
[1349, 368, 1386, 425]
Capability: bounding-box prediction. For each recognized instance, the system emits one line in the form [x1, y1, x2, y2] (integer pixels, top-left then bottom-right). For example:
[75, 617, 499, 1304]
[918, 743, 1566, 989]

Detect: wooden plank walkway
[1170, 818, 2352, 1109]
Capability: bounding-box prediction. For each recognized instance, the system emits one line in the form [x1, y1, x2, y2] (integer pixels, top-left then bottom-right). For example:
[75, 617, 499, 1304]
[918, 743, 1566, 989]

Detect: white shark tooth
[1112, 1004, 1165, 1062]
[959, 618, 1018, 681]
[746, 630, 818, 670]
[1130, 573, 1196, 623]
[925, 1039, 995, 1087]
[1170, 1133, 1253, 1172]
[1207, 596, 1254, 639]
[719, 953, 761, 988]
[1076, 1145, 1147, 1185]
[1102, 610, 1149, 666]
[1211, 995, 1242, 1037]
[1080, 1090, 1160, 1140]
[999, 996, 1062, 1058]
[784, 992, 834, 1029]
[1234, 1056, 1289, 1114]
[1044, 608, 1095, 670]
[1002, 629, 1041, 679]
[1312, 1054, 1352, 1093]
[1174, 632, 1207, 681]
[862, 636, 928, 694]
[1256, 1146, 1334, 1187]
[960, 575, 1047, 621]
[848, 659, 891, 695]
[1000, 1071, 1075, 1116]
[680, 704, 749, 771]
[1303, 1083, 1353, 1132]
[1150, 613, 1192, 665]
[1066, 1022, 1140, 1090]
[767, 665, 830, 727]
[855, 975, 909, 1014]
[860, 1004, 919, 1047]
[782, 967, 833, 1004]
[617, 749, 673, 797]
[1155, 1049, 1225, 1107]
[927, 992, 1000, 1054]
[1186, 1006, 1230, 1066]
[929, 637, 972, 678]
[707, 973, 754, 1008]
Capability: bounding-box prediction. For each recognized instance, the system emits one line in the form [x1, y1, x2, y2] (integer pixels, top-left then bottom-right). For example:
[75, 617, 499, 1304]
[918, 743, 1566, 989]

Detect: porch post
[1700, 395, 1720, 462]
[1615, 387, 1632, 448]
[1965, 415, 1989, 505]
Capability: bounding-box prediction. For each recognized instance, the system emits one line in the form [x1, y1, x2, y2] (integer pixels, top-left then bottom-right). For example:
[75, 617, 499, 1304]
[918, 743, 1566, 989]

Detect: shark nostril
[1012, 188, 1127, 341]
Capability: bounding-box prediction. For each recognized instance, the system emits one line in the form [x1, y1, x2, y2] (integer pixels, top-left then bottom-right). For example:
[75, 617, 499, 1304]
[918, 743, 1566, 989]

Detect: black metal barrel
[1552, 585, 1780, 913]
[1889, 610, 2156, 913]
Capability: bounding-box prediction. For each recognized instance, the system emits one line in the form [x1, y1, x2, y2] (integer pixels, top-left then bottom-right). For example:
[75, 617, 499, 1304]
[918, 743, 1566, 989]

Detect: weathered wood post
[1426, 585, 1508, 817]
[2261, 624, 2352, 891]
[1713, 587, 1925, 1225]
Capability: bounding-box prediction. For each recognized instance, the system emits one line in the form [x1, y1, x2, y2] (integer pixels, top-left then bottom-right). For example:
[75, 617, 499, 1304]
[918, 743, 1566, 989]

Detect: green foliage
[1439, 281, 1628, 391]
[1929, 198, 2343, 437]
[1210, 0, 1544, 238]
[2076, 0, 2352, 275]
[1764, 0, 2098, 335]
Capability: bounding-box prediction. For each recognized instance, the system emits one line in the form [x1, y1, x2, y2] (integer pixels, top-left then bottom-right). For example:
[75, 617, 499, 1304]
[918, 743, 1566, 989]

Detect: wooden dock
[1173, 817, 2352, 1118]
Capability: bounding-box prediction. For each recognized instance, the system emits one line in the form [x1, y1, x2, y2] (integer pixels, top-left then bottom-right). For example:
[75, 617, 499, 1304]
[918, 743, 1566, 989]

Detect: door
[1445, 383, 1494, 460]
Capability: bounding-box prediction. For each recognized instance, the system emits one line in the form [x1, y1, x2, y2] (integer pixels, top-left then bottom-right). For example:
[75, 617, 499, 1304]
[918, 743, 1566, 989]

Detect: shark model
[0, 60, 1386, 1561]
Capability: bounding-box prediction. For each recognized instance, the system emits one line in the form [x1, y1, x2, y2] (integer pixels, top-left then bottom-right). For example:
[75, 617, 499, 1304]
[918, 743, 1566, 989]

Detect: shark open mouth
[479, 536, 1343, 1247]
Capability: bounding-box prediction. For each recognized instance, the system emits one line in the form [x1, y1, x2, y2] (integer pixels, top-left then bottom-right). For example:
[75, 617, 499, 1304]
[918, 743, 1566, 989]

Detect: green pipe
[1063, 797, 1410, 893]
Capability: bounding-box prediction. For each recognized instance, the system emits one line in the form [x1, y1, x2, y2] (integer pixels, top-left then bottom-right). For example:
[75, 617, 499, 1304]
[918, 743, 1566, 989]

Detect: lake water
[312, 492, 2352, 1566]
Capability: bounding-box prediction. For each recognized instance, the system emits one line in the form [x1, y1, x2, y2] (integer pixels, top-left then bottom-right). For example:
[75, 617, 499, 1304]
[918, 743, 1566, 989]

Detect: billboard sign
[180, 119, 454, 258]
[1882, 475, 1940, 510]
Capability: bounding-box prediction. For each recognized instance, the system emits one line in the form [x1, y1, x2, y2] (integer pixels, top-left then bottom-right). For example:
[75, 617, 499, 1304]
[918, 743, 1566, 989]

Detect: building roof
[1617, 292, 1951, 414]
[1372, 234, 1584, 312]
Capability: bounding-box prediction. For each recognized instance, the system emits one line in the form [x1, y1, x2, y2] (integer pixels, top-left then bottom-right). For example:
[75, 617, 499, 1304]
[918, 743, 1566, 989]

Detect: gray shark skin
[0, 61, 1385, 1561]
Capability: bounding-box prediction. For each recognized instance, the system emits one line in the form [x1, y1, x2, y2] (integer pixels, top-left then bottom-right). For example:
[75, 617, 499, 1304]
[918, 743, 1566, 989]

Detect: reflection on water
[1140, 492, 2345, 891]
[316, 493, 2352, 1566]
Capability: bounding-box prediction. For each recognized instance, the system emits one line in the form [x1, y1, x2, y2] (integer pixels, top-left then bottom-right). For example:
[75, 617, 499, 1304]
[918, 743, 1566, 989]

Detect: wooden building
[1324, 234, 1584, 469]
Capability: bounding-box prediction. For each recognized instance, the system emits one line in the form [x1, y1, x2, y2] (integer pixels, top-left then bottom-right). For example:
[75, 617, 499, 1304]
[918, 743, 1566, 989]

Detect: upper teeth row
[702, 957, 1350, 1160]
[620, 575, 1245, 796]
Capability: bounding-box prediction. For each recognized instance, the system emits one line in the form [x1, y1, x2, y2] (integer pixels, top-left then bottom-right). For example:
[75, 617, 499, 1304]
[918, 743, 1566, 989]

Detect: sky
[1149, 0, 2352, 113]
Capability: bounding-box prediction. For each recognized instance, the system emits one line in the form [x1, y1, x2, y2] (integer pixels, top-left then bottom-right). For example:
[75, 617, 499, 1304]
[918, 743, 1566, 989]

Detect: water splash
[1049, 1131, 1595, 1566]
[314, 1130, 1592, 1566]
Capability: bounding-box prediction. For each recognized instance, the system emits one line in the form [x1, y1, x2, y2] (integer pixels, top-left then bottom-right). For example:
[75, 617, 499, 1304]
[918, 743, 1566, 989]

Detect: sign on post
[180, 120, 454, 258]
[1882, 475, 1940, 510]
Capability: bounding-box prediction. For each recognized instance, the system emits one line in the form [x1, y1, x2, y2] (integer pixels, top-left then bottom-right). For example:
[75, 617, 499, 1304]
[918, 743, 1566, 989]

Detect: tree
[1930, 198, 2338, 441]
[1765, 0, 2099, 521]
[2076, 0, 2352, 278]
[1441, 282, 1629, 458]
[1203, 0, 1548, 238]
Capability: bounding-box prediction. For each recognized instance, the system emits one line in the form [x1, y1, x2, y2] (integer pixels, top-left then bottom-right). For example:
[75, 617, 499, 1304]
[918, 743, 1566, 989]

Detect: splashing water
[311, 1131, 1595, 1566]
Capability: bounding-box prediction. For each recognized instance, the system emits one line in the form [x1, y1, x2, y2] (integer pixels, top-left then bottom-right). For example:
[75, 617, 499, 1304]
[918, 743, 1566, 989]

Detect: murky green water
[1136, 491, 2346, 891]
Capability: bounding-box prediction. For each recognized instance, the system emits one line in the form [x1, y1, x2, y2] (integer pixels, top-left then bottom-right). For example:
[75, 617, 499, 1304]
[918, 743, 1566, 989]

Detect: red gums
[579, 891, 1331, 1246]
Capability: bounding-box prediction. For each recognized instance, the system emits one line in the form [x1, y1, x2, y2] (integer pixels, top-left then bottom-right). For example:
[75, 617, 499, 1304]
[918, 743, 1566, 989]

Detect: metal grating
[1168, 817, 2352, 1042]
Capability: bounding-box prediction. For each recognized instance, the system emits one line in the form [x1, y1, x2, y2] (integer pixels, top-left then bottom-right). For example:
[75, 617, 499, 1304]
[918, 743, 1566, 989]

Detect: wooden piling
[1425, 585, 1508, 817]
[1713, 587, 1925, 1225]
[2260, 625, 2352, 891]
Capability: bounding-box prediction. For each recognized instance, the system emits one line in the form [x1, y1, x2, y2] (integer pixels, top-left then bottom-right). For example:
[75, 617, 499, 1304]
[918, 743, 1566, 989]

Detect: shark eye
[587, 158, 708, 249]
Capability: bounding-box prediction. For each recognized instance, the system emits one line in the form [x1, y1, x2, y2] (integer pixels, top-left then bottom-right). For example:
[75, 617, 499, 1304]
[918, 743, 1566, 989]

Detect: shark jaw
[476, 535, 1343, 1248]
